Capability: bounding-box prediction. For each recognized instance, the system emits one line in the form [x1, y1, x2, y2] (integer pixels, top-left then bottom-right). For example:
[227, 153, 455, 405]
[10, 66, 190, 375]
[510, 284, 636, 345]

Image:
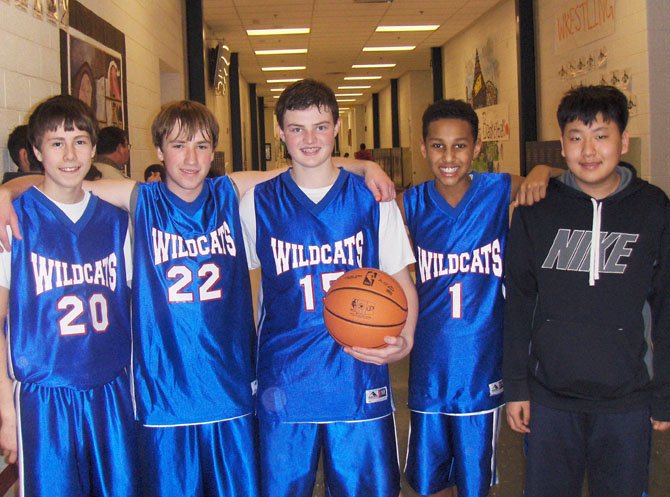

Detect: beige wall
[378, 86, 393, 149]
[441, 0, 520, 176]
[646, 0, 670, 191]
[535, 0, 669, 193]
[398, 71, 433, 186]
[0, 0, 186, 181]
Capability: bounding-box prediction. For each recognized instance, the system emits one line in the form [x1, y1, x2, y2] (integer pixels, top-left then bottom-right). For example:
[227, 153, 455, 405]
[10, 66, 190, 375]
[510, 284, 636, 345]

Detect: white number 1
[448, 282, 462, 319]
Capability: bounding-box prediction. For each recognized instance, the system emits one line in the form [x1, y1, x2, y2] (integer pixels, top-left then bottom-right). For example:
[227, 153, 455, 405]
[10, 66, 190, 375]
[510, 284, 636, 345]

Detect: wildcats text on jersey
[416, 240, 503, 283]
[151, 223, 236, 266]
[31, 252, 118, 296]
[542, 229, 638, 274]
[271, 232, 364, 276]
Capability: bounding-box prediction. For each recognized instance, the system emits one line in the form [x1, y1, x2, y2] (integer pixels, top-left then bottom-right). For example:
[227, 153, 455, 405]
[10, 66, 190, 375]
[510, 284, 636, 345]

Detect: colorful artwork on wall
[68, 30, 125, 127]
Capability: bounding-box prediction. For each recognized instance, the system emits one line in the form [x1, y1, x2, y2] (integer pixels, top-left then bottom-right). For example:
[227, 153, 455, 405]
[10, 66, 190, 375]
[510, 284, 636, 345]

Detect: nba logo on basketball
[363, 271, 378, 286]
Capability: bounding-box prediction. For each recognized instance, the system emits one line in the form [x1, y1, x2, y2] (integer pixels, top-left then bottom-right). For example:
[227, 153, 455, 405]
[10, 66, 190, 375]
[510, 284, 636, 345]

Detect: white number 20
[57, 293, 109, 336]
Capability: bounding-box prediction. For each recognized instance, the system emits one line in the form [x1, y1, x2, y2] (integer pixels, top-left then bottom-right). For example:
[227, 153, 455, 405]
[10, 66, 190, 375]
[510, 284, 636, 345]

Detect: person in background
[355, 142, 374, 161]
[4, 125, 43, 183]
[143, 163, 165, 182]
[94, 126, 130, 179]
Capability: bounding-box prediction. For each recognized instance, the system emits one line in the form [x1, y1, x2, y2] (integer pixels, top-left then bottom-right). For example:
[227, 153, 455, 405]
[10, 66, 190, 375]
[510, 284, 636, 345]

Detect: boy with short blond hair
[0, 94, 137, 496]
[504, 85, 670, 496]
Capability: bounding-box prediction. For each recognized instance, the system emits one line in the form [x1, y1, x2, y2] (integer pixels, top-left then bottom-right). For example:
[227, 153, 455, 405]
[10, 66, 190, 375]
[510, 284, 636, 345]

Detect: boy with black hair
[4, 124, 43, 183]
[94, 126, 130, 179]
[0, 94, 137, 496]
[504, 85, 670, 496]
[401, 99, 559, 497]
[240, 78, 418, 497]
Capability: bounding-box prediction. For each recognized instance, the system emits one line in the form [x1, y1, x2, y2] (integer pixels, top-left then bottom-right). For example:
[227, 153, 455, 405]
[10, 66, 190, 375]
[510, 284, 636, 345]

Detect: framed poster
[60, 1, 128, 130]
[67, 29, 125, 127]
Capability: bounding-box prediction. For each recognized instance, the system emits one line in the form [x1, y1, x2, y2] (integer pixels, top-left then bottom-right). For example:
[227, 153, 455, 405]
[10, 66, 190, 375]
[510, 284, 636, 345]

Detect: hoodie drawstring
[589, 198, 602, 286]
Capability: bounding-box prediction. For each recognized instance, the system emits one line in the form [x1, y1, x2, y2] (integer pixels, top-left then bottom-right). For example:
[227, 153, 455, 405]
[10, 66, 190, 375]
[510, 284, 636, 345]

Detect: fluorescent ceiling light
[270, 88, 285, 92]
[339, 107, 350, 110]
[262, 66, 306, 71]
[363, 46, 415, 52]
[267, 78, 302, 83]
[335, 93, 363, 97]
[255, 48, 308, 55]
[337, 99, 356, 102]
[247, 28, 310, 36]
[338, 85, 372, 89]
[273, 96, 280, 99]
[376, 25, 439, 32]
[344, 76, 382, 80]
[352, 63, 396, 69]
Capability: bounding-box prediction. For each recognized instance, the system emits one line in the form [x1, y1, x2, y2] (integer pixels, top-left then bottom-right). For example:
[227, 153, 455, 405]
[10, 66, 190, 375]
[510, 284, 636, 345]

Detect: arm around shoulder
[229, 168, 287, 198]
[0, 175, 45, 249]
[82, 178, 135, 212]
[334, 157, 396, 202]
[511, 164, 564, 207]
[0, 287, 17, 463]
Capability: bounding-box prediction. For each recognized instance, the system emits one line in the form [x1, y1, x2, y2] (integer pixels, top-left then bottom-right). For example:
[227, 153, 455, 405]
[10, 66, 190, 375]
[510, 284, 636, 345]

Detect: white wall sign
[554, 0, 615, 54]
[476, 104, 510, 142]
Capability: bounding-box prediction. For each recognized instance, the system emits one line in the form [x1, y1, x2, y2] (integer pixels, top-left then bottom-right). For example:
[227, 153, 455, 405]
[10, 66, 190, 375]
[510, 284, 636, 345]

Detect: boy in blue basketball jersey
[401, 99, 560, 497]
[0, 99, 395, 497]
[239, 79, 418, 497]
[0, 95, 137, 496]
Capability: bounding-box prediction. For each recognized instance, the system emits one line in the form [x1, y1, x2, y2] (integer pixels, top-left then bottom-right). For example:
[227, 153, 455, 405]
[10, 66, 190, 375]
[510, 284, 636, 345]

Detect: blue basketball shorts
[139, 413, 259, 497]
[258, 414, 401, 497]
[16, 371, 139, 497]
[404, 408, 502, 497]
[524, 402, 651, 497]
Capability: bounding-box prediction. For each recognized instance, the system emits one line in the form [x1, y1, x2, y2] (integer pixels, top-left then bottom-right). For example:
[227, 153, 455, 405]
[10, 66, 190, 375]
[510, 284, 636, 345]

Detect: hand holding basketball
[323, 268, 408, 349]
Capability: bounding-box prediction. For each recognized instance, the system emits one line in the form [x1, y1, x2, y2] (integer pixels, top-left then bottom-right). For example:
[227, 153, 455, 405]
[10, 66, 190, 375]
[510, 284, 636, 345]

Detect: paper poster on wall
[465, 44, 499, 110]
[67, 28, 126, 129]
[475, 104, 510, 142]
[472, 142, 502, 173]
[554, 0, 615, 54]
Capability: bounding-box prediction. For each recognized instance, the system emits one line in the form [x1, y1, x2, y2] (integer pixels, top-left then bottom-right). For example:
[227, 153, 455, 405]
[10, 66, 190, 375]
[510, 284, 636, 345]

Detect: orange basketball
[323, 268, 408, 348]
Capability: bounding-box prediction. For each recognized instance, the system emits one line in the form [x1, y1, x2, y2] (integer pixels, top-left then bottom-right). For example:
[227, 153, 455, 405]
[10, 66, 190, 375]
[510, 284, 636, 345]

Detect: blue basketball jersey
[252, 169, 393, 423]
[404, 172, 510, 413]
[132, 177, 256, 426]
[7, 189, 131, 389]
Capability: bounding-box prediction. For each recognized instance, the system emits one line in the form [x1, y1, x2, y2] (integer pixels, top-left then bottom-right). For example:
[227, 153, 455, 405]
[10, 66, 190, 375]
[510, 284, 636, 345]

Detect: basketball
[323, 268, 408, 348]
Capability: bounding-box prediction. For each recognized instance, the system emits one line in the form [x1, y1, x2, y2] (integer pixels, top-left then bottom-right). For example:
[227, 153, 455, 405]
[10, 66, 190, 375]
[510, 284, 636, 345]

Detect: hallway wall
[0, 0, 186, 181]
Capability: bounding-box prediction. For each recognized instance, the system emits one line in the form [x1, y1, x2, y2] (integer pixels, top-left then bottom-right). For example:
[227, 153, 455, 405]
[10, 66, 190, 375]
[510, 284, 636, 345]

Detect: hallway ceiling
[202, 0, 501, 106]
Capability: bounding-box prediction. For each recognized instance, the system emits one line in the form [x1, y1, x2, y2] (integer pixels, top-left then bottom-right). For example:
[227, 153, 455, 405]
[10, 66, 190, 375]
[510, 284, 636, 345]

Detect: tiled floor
[313, 356, 670, 497]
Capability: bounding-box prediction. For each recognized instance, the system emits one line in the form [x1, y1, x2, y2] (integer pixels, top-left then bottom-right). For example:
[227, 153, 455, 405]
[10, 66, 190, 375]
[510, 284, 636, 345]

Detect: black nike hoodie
[503, 163, 670, 420]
